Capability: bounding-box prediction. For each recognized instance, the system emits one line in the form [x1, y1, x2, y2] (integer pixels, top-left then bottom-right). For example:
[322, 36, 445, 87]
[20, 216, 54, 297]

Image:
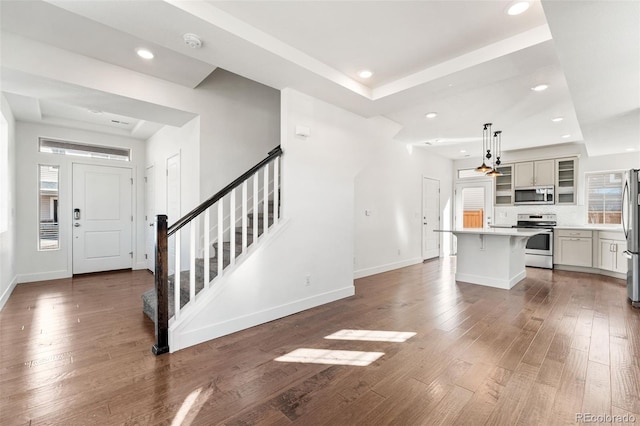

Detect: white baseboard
[455, 269, 526, 290]
[133, 261, 148, 271]
[554, 264, 626, 280]
[354, 257, 423, 279]
[17, 270, 70, 284]
[0, 276, 18, 311]
[170, 285, 355, 352]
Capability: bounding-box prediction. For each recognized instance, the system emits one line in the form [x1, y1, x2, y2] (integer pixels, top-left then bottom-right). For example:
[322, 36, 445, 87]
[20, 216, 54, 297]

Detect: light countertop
[553, 225, 624, 232]
[435, 228, 550, 237]
[492, 224, 624, 232]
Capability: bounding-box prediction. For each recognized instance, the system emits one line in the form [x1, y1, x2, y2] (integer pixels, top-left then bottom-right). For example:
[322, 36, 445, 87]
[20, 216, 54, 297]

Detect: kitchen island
[436, 228, 551, 289]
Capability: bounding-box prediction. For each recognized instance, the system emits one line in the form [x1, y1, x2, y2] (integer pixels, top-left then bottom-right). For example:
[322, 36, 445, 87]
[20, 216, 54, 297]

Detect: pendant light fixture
[475, 123, 493, 172]
[486, 130, 503, 176]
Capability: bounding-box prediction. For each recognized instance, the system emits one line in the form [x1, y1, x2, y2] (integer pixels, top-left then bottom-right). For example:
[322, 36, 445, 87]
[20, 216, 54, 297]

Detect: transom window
[39, 138, 130, 162]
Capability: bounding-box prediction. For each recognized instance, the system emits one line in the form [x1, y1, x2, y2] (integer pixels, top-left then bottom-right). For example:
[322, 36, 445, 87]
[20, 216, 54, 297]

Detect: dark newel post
[152, 214, 170, 355]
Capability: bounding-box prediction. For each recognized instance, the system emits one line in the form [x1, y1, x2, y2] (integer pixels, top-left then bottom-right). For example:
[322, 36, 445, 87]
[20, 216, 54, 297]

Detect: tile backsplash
[494, 205, 585, 226]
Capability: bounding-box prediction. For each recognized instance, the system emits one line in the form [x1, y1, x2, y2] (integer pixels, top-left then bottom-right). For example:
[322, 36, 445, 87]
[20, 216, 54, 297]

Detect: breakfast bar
[436, 228, 551, 289]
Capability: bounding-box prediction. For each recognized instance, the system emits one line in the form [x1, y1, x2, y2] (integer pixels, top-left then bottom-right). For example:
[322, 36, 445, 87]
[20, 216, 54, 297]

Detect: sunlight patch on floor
[275, 348, 384, 366]
[324, 329, 416, 342]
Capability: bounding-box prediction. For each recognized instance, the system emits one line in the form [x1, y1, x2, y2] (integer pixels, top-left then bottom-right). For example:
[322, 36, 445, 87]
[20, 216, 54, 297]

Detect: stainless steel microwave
[514, 186, 555, 205]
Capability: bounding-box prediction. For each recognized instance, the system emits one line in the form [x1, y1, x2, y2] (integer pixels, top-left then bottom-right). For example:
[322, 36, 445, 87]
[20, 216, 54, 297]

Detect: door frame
[421, 176, 441, 260]
[454, 179, 493, 254]
[70, 162, 135, 274]
[145, 164, 155, 272]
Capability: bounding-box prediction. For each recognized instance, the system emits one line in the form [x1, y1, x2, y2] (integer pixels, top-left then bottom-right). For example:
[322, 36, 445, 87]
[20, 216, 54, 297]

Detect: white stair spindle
[273, 158, 279, 224]
[217, 200, 223, 278]
[174, 229, 181, 319]
[263, 163, 269, 236]
[253, 173, 259, 240]
[204, 208, 210, 288]
[230, 188, 236, 264]
[242, 180, 248, 252]
[189, 219, 196, 302]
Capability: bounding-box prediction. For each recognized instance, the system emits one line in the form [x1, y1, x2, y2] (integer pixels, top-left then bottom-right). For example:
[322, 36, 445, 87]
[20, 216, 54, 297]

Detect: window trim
[0, 112, 8, 234]
[38, 164, 61, 251]
[39, 137, 131, 162]
[584, 169, 625, 226]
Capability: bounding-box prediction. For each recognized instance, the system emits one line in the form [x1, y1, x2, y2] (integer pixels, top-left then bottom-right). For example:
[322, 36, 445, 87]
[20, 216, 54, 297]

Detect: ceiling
[0, 0, 638, 158]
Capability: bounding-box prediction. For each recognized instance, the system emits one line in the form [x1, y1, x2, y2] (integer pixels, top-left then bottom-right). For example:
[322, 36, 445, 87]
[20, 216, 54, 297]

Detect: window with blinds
[586, 171, 623, 224]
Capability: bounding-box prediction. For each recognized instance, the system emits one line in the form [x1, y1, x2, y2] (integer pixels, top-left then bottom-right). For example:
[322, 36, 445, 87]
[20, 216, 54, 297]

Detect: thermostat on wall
[295, 125, 310, 137]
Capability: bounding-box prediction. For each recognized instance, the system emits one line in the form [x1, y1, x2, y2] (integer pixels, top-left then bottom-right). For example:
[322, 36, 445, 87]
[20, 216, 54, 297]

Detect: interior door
[145, 165, 155, 272]
[72, 164, 132, 274]
[422, 177, 440, 260]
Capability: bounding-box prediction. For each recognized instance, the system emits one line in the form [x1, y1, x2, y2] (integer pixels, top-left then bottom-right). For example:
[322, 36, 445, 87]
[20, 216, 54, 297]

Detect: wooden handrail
[167, 146, 282, 237]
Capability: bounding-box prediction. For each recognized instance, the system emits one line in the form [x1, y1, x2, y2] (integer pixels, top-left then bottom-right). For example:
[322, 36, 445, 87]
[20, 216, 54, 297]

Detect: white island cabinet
[436, 228, 550, 290]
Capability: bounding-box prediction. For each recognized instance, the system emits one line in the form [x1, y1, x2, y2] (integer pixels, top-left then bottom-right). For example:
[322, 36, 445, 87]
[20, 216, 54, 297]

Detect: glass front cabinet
[555, 157, 577, 204]
[494, 164, 514, 205]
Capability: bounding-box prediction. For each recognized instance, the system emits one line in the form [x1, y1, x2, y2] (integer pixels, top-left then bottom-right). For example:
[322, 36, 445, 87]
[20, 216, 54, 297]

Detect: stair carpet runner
[142, 206, 274, 323]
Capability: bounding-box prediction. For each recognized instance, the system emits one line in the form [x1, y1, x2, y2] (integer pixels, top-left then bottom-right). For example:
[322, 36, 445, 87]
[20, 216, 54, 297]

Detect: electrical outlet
[397, 249, 401, 255]
[305, 275, 311, 286]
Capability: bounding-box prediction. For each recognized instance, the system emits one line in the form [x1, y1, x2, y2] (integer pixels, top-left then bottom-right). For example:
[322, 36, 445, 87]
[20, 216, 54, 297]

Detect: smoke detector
[183, 33, 202, 49]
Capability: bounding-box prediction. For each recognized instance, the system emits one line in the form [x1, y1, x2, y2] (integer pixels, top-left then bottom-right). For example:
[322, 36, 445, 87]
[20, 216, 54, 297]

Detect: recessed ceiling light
[551, 117, 564, 122]
[425, 112, 438, 119]
[460, 149, 467, 153]
[562, 134, 571, 139]
[507, 1, 530, 16]
[531, 84, 549, 92]
[88, 109, 102, 115]
[358, 70, 373, 79]
[136, 48, 154, 59]
[626, 148, 636, 152]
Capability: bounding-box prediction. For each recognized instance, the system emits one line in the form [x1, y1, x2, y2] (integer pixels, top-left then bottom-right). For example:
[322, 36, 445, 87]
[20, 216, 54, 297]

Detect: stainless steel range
[512, 213, 557, 269]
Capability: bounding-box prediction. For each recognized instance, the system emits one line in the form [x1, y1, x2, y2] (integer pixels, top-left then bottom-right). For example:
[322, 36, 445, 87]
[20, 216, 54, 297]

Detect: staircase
[143, 146, 282, 355]
[141, 206, 274, 320]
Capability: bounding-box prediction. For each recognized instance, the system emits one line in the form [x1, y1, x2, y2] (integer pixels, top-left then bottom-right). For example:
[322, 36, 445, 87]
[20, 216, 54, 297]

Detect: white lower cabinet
[556, 237, 593, 267]
[554, 229, 627, 276]
[598, 233, 627, 274]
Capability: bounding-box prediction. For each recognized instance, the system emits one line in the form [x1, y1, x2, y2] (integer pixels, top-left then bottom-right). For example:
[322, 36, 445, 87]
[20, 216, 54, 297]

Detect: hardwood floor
[1, 259, 638, 425]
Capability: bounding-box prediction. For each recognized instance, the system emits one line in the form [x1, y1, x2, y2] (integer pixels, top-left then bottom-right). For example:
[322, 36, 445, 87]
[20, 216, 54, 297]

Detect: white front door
[72, 164, 133, 274]
[145, 165, 155, 272]
[422, 177, 440, 260]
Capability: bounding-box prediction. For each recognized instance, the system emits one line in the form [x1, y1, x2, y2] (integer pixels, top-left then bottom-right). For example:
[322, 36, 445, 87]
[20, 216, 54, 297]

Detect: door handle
[149, 223, 154, 227]
[74, 223, 81, 227]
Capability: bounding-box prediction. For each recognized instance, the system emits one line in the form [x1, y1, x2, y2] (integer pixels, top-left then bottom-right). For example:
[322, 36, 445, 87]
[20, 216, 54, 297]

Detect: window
[586, 171, 623, 225]
[458, 168, 483, 179]
[0, 113, 8, 233]
[39, 138, 130, 162]
[39, 165, 60, 250]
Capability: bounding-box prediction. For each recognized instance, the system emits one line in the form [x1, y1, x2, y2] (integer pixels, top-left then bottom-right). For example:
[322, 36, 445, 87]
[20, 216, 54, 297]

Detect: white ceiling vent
[183, 33, 202, 49]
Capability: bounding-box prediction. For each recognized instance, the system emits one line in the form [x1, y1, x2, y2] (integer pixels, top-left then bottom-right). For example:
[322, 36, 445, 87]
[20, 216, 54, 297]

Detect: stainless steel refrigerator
[624, 169, 640, 307]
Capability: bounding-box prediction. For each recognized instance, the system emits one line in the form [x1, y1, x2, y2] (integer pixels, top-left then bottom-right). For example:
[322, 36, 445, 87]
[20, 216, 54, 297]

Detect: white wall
[14, 122, 146, 282]
[0, 94, 17, 309]
[354, 139, 453, 278]
[145, 117, 200, 223]
[172, 88, 424, 350]
[196, 70, 281, 201]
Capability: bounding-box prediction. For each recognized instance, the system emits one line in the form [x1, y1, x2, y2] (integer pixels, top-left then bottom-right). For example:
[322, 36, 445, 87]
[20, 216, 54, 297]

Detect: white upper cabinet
[515, 160, 554, 187]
